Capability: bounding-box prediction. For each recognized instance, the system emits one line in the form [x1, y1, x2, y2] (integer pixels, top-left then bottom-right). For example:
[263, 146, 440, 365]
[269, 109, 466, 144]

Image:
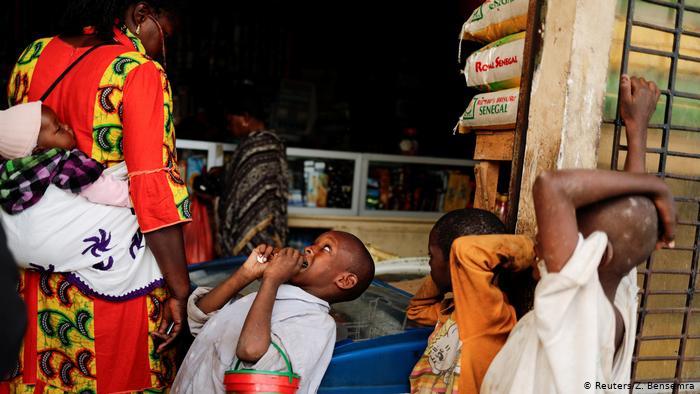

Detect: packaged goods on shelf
[292, 159, 353, 209]
[303, 160, 329, 207]
[464, 32, 525, 91]
[304, 160, 316, 207]
[461, 0, 528, 43]
[458, 87, 519, 133]
[443, 172, 474, 211]
[366, 164, 472, 213]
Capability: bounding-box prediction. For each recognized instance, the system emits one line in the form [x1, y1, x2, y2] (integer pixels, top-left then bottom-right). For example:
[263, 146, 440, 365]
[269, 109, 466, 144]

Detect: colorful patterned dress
[2, 26, 190, 393]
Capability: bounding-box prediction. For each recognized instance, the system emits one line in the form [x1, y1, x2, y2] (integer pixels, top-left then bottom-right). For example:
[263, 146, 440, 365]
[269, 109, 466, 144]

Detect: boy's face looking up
[37, 105, 76, 151]
[428, 229, 451, 293]
[290, 231, 358, 292]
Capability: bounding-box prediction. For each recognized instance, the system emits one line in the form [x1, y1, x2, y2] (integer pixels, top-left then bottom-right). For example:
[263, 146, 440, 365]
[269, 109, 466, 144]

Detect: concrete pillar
[516, 0, 617, 236]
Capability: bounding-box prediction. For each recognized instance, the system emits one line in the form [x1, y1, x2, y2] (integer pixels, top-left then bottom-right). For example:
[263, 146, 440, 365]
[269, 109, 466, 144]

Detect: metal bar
[631, 20, 676, 34]
[638, 335, 683, 340]
[664, 151, 700, 159]
[617, 146, 700, 159]
[665, 173, 700, 181]
[682, 29, 700, 39]
[644, 290, 693, 295]
[638, 269, 692, 275]
[644, 308, 698, 314]
[636, 356, 687, 361]
[666, 124, 700, 132]
[674, 196, 700, 203]
[641, 245, 695, 251]
[673, 90, 700, 101]
[629, 45, 673, 58]
[640, 0, 679, 8]
[678, 53, 700, 63]
[629, 47, 700, 64]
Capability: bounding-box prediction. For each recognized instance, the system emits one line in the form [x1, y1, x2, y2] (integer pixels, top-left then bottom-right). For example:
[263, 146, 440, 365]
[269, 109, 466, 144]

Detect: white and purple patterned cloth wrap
[0, 162, 163, 300]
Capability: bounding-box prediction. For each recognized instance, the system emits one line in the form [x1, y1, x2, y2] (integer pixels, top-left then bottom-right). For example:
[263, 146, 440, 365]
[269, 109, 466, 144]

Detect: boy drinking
[172, 230, 375, 394]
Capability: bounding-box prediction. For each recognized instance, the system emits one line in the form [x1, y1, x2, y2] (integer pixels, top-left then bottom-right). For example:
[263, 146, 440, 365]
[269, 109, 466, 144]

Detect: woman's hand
[151, 296, 186, 353]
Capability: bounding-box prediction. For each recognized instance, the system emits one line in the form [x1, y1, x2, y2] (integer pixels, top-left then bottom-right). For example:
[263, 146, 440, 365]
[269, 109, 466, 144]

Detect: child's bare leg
[619, 75, 661, 173]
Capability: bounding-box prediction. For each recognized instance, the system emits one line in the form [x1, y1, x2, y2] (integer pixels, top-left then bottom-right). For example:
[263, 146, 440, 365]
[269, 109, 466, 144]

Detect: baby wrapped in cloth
[0, 102, 162, 300]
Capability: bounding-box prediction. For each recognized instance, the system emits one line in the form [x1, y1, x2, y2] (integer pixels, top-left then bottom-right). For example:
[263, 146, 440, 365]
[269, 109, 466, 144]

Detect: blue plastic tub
[318, 327, 431, 394]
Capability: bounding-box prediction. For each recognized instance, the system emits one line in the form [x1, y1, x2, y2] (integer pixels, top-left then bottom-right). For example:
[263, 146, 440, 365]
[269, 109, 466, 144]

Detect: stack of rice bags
[458, 0, 529, 133]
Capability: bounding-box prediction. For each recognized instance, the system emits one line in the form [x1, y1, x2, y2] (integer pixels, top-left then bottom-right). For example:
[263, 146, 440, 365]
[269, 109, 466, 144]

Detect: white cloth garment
[172, 284, 336, 394]
[481, 232, 638, 394]
[1, 163, 162, 300]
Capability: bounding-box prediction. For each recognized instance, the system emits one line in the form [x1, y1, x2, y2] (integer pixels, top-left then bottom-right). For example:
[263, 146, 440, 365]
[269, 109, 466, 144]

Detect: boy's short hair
[433, 208, 505, 258]
[432, 209, 536, 317]
[577, 195, 658, 274]
[335, 232, 375, 302]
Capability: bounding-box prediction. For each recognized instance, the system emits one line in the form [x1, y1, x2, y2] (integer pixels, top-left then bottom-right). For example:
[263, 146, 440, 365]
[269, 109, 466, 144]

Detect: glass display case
[360, 153, 476, 219]
[177, 139, 477, 219]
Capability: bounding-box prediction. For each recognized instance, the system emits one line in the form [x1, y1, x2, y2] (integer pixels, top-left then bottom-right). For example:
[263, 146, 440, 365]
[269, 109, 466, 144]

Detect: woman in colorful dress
[3, 0, 190, 392]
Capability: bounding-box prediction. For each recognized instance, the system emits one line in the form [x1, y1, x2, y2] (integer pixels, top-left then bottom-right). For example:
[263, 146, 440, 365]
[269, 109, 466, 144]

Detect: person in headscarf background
[3, 0, 190, 392]
[218, 80, 289, 257]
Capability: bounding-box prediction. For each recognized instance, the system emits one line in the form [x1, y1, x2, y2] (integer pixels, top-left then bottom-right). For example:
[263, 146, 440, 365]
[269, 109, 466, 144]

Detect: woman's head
[60, 0, 181, 60]
[224, 80, 267, 138]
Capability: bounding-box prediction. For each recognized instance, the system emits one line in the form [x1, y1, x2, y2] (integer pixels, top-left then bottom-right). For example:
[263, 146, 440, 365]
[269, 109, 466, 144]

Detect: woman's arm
[145, 225, 189, 352]
[121, 62, 192, 352]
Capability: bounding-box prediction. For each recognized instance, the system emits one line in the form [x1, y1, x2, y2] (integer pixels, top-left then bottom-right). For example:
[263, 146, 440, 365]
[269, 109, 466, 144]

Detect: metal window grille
[607, 0, 700, 391]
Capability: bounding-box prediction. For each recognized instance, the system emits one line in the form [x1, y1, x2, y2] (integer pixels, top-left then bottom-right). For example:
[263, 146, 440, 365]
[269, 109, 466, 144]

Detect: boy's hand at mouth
[263, 247, 304, 285]
[240, 244, 275, 280]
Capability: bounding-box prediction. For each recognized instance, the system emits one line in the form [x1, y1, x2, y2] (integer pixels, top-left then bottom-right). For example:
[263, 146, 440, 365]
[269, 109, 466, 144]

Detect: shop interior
[2, 0, 699, 390]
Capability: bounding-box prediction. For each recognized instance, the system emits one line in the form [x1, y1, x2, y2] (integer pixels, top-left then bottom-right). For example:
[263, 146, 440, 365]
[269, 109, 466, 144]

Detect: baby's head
[0, 102, 75, 159]
[577, 195, 658, 277]
[429, 208, 505, 292]
[290, 230, 375, 304]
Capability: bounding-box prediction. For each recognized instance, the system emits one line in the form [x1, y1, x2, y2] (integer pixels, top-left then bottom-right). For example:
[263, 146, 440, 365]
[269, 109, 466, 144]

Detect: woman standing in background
[218, 80, 289, 257]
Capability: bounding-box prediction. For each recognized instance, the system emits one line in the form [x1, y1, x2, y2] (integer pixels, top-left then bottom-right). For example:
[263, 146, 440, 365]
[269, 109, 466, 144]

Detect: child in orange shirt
[408, 209, 534, 393]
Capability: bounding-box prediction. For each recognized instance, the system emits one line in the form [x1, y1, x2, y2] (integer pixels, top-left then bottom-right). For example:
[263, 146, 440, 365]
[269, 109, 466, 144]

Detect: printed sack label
[464, 32, 525, 91]
[459, 88, 519, 133]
